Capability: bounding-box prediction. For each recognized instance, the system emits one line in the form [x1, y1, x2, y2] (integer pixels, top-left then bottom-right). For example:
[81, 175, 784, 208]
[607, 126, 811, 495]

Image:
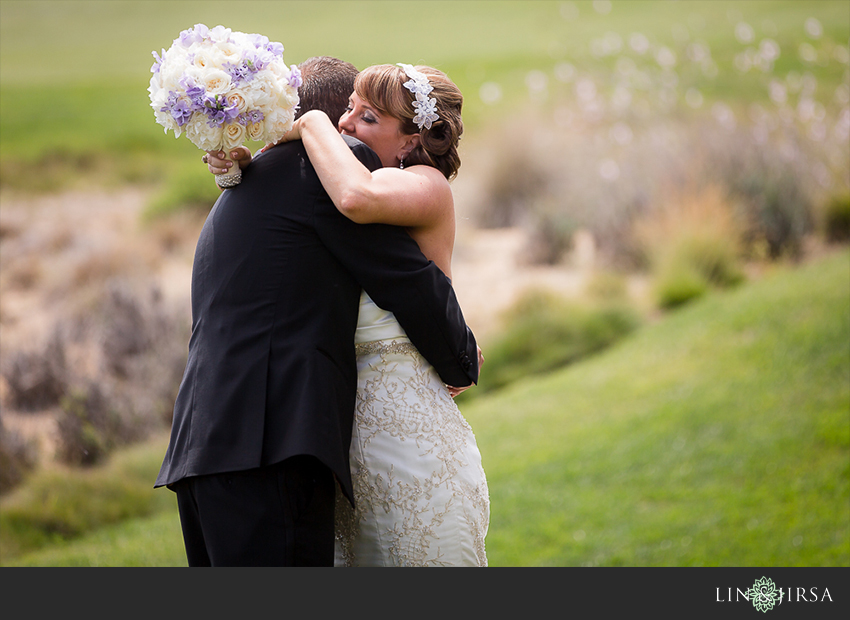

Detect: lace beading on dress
[334, 291, 489, 567]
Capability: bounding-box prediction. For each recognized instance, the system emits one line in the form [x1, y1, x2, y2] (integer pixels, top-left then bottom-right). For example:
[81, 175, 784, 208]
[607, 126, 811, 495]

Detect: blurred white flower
[804, 17, 823, 39]
[734, 50, 753, 72]
[797, 97, 825, 123]
[525, 70, 549, 93]
[609, 121, 633, 145]
[799, 42, 818, 63]
[576, 77, 597, 103]
[735, 22, 755, 44]
[611, 85, 632, 112]
[759, 39, 781, 62]
[701, 59, 719, 78]
[814, 163, 833, 189]
[555, 62, 576, 82]
[655, 46, 677, 69]
[629, 32, 650, 55]
[808, 121, 827, 142]
[687, 41, 711, 64]
[769, 80, 787, 104]
[801, 72, 819, 95]
[593, 0, 612, 15]
[672, 23, 690, 44]
[479, 82, 502, 105]
[604, 31, 623, 54]
[835, 83, 850, 105]
[836, 107, 850, 141]
[615, 57, 637, 78]
[786, 71, 803, 92]
[685, 87, 704, 108]
[598, 158, 620, 181]
[712, 102, 736, 129]
[560, 1, 579, 20]
[834, 45, 850, 64]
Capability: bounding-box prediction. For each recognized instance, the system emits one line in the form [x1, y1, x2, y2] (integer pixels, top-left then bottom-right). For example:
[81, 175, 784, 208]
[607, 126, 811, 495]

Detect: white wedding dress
[334, 291, 490, 567]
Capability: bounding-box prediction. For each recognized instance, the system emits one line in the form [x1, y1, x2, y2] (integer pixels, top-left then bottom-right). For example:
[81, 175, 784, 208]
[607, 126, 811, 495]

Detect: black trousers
[173, 455, 336, 567]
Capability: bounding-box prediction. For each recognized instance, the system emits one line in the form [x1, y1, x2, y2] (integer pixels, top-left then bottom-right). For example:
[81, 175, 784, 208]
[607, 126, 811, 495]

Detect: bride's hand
[203, 147, 252, 174]
[446, 347, 485, 398]
[446, 385, 470, 398]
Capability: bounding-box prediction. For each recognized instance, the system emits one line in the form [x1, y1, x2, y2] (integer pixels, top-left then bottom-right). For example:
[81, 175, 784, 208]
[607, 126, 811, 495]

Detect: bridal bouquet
[148, 23, 301, 186]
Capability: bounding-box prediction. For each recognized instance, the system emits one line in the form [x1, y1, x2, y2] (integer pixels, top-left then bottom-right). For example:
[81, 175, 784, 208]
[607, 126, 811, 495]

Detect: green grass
[0, 433, 182, 565]
[2, 249, 847, 567]
[462, 249, 850, 566]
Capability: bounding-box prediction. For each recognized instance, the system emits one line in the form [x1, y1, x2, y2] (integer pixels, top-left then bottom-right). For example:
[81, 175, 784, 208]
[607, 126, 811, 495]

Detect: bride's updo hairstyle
[354, 64, 463, 180]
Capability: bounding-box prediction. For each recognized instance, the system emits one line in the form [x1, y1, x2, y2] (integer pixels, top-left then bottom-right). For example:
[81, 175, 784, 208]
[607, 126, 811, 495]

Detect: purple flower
[248, 33, 269, 49]
[170, 99, 194, 127]
[179, 23, 208, 47]
[239, 110, 264, 125]
[151, 49, 165, 74]
[243, 51, 270, 73]
[203, 94, 240, 127]
[266, 41, 284, 57]
[224, 61, 253, 85]
[288, 65, 302, 89]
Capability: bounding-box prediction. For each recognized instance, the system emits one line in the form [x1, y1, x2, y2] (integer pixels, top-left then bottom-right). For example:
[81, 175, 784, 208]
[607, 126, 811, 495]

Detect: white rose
[159, 57, 188, 92]
[184, 115, 223, 151]
[183, 65, 231, 97]
[281, 85, 299, 110]
[246, 121, 265, 142]
[211, 40, 242, 68]
[192, 48, 217, 71]
[208, 25, 232, 43]
[246, 73, 277, 109]
[264, 107, 294, 142]
[226, 89, 250, 115]
[222, 121, 248, 150]
[153, 107, 179, 134]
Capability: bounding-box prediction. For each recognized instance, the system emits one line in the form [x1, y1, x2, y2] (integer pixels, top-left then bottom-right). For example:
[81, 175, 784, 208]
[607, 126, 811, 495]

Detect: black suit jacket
[155, 136, 478, 502]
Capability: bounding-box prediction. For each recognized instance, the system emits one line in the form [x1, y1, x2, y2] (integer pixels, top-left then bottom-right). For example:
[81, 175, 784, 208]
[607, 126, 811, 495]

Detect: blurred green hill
[1, 0, 847, 195]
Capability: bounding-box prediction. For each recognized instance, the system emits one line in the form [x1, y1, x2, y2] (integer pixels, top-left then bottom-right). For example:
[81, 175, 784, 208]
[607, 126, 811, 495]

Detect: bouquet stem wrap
[215, 152, 242, 188]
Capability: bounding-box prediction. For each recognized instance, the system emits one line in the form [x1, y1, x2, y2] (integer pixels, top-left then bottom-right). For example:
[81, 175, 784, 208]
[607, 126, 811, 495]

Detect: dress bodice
[354, 290, 409, 344]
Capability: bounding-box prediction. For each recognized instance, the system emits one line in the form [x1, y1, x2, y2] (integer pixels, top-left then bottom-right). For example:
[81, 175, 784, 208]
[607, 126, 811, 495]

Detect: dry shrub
[1, 277, 188, 474]
[2, 255, 44, 291]
[0, 413, 37, 494]
[823, 192, 850, 244]
[1, 329, 68, 411]
[471, 106, 826, 268]
[634, 185, 746, 309]
[69, 247, 138, 291]
[700, 126, 815, 260]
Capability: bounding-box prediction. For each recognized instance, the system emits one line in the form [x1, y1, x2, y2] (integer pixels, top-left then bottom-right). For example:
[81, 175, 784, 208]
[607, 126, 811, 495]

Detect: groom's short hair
[296, 56, 359, 127]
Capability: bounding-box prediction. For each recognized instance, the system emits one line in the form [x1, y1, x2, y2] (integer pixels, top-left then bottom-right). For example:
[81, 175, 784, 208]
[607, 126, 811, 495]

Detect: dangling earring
[399, 158, 404, 170]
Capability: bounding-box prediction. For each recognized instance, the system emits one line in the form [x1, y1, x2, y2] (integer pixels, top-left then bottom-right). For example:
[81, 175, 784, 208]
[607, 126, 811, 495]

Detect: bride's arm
[291, 110, 452, 228]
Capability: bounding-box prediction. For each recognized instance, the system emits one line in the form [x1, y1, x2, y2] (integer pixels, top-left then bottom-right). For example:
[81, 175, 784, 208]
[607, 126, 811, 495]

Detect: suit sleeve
[314, 140, 479, 387]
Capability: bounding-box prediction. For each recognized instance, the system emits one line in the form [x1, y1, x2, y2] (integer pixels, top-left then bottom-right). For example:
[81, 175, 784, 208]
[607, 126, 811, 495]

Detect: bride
[207, 62, 489, 567]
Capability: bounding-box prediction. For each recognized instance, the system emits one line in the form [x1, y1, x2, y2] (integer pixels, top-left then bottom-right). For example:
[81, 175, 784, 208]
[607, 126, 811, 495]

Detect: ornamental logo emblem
[745, 577, 783, 613]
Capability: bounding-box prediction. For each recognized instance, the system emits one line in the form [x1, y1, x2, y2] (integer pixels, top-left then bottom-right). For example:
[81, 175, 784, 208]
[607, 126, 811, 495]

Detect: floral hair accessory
[397, 63, 439, 131]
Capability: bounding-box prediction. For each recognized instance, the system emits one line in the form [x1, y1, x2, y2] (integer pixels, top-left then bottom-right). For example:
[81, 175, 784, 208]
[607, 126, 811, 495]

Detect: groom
[154, 57, 479, 567]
